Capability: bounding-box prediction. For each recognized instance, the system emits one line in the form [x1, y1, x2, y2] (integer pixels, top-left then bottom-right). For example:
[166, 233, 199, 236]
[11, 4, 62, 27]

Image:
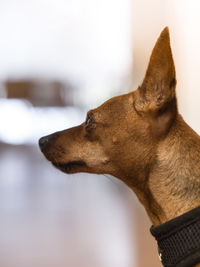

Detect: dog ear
[135, 27, 177, 136]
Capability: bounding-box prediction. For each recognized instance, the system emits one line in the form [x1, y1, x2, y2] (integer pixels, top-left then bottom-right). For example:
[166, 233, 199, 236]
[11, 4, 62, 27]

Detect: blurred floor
[0, 143, 161, 267]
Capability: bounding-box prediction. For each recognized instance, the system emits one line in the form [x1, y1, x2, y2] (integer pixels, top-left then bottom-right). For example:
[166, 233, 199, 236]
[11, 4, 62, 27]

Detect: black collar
[150, 206, 200, 267]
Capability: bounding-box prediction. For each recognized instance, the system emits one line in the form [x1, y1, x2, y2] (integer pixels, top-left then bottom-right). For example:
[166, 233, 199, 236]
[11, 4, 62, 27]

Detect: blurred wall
[0, 0, 133, 107]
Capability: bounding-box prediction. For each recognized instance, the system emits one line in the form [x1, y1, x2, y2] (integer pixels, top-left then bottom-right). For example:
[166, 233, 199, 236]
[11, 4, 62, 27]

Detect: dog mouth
[52, 160, 87, 173]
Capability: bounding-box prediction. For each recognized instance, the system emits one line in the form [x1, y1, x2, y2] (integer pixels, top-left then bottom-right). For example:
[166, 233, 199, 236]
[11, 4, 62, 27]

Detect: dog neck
[124, 115, 200, 226]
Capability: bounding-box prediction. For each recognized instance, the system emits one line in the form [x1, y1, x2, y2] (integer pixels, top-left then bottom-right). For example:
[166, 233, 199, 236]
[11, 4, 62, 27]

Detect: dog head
[39, 27, 177, 187]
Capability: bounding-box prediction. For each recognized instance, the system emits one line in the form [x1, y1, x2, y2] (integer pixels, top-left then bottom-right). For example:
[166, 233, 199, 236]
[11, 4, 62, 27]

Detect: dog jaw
[52, 160, 87, 174]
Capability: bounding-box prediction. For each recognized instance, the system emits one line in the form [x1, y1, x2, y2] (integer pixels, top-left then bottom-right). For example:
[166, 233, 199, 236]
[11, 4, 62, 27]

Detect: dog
[39, 27, 200, 267]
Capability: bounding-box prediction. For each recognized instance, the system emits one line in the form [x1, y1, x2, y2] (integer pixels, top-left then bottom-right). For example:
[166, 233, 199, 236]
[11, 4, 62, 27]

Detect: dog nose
[39, 136, 49, 150]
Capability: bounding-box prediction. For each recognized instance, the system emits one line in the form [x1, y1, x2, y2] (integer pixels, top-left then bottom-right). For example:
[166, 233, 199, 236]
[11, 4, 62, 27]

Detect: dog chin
[52, 161, 87, 174]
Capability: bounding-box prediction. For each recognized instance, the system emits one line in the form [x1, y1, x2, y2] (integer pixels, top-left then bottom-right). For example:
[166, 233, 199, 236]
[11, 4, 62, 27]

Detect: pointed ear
[135, 27, 177, 136]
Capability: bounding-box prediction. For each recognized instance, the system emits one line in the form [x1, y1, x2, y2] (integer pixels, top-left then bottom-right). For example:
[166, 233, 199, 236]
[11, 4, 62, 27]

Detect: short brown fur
[39, 27, 200, 266]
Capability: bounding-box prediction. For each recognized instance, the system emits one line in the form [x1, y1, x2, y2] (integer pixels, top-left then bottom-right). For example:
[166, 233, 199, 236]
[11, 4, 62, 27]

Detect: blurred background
[0, 0, 200, 266]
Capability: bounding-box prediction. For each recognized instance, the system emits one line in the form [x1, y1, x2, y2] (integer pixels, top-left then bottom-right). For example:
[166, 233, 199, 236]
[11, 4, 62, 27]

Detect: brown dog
[39, 27, 200, 266]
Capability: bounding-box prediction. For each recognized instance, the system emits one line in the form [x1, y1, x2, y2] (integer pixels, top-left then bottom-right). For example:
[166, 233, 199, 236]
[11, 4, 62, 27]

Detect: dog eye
[85, 116, 94, 129]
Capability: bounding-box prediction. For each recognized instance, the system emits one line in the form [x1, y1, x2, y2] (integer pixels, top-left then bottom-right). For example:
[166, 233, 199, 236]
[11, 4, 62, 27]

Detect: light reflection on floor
[0, 143, 161, 267]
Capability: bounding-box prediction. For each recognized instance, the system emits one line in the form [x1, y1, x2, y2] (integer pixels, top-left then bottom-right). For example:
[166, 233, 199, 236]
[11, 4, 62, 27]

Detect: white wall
[166, 0, 200, 134]
[0, 0, 133, 107]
